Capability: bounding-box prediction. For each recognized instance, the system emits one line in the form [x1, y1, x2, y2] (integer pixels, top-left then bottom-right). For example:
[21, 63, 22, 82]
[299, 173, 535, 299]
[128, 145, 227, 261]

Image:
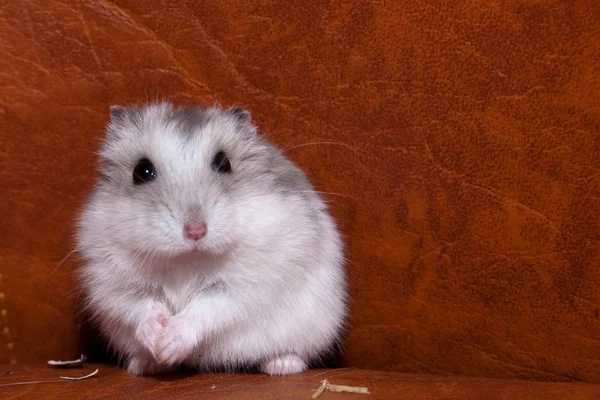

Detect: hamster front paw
[127, 353, 161, 376]
[127, 353, 175, 376]
[135, 310, 169, 360]
[156, 314, 200, 366]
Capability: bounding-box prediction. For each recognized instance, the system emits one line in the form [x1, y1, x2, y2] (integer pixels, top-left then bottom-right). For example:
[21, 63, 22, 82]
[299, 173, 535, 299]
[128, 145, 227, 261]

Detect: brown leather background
[5, 365, 600, 400]
[1, 0, 599, 382]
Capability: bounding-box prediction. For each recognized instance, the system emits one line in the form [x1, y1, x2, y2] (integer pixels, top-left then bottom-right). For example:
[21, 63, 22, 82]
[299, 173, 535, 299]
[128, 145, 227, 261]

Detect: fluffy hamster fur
[76, 103, 347, 376]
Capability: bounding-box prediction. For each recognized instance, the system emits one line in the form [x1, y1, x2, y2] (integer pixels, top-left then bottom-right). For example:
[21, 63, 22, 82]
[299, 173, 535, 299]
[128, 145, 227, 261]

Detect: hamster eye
[133, 158, 157, 185]
[211, 151, 232, 174]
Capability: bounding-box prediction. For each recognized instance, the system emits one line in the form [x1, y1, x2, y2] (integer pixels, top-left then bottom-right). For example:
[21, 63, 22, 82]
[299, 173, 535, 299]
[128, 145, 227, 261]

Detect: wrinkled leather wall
[1, 0, 599, 382]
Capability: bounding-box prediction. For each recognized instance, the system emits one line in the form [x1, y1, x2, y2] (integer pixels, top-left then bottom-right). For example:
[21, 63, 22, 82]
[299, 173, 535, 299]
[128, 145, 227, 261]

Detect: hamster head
[80, 102, 312, 261]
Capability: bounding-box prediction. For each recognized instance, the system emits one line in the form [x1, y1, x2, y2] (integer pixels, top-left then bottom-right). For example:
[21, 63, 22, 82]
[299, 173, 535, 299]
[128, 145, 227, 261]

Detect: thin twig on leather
[0, 368, 99, 387]
[48, 354, 87, 368]
[312, 380, 328, 399]
[312, 379, 370, 398]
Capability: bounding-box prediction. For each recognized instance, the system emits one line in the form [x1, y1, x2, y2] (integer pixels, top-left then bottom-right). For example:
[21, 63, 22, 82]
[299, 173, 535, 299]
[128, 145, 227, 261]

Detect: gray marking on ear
[228, 106, 252, 125]
[106, 105, 142, 141]
[109, 105, 129, 122]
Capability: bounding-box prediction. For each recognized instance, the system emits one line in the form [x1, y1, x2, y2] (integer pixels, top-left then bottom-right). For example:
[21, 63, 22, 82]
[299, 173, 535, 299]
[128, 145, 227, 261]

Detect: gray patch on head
[259, 142, 312, 197]
[170, 106, 209, 139]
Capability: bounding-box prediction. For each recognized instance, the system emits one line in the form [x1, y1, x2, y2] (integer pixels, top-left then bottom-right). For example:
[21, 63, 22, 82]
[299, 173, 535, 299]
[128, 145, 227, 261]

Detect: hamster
[76, 102, 348, 376]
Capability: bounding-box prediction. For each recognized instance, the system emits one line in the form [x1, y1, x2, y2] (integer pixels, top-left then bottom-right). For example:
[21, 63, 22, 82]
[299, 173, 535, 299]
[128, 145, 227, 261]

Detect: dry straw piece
[48, 354, 87, 369]
[0, 368, 99, 388]
[312, 379, 370, 398]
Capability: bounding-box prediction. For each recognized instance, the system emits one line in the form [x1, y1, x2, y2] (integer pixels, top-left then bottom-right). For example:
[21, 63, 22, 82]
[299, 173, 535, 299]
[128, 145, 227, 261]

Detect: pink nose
[184, 221, 207, 241]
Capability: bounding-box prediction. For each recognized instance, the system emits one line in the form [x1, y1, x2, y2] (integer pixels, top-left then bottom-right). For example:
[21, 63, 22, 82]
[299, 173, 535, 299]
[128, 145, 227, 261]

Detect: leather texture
[3, 365, 600, 400]
[1, 0, 600, 382]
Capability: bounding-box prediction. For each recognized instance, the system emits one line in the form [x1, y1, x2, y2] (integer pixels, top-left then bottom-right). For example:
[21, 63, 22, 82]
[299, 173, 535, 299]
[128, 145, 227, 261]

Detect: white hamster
[76, 102, 348, 376]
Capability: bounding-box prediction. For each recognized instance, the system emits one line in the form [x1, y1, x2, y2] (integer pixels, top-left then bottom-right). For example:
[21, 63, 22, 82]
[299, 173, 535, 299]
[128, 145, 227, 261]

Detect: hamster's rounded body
[76, 103, 347, 376]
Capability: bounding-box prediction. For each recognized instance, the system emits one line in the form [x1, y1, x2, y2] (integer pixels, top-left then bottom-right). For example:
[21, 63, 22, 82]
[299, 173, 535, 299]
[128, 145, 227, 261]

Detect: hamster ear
[106, 105, 140, 140]
[109, 105, 130, 123]
[228, 106, 252, 125]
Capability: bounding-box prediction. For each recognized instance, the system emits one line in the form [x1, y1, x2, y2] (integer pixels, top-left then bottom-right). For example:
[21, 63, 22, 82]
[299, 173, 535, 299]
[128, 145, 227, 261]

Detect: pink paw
[261, 355, 307, 376]
[135, 312, 168, 360]
[127, 354, 161, 376]
[156, 315, 199, 366]
[127, 353, 177, 376]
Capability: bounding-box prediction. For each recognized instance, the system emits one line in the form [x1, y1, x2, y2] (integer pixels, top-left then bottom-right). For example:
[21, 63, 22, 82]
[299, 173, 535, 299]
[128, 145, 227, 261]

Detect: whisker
[55, 215, 165, 275]
[231, 189, 368, 205]
[281, 141, 368, 158]
[280, 136, 300, 152]
[302, 190, 359, 200]
[49, 249, 79, 277]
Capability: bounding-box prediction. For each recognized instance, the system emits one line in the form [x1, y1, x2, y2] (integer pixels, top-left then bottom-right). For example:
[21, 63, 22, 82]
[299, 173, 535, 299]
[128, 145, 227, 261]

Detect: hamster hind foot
[261, 354, 307, 376]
